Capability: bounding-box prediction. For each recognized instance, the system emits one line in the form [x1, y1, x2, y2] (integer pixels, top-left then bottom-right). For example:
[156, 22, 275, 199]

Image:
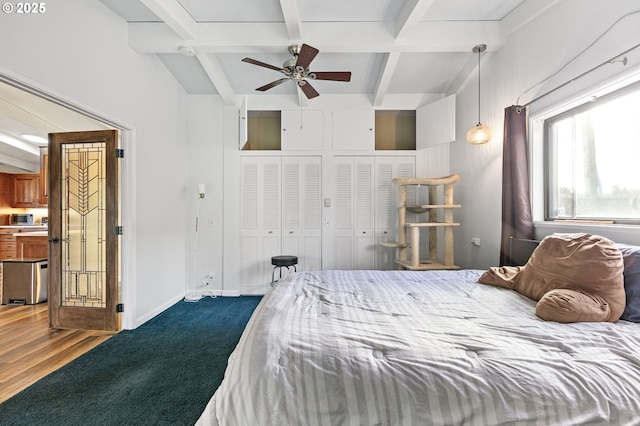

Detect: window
[544, 81, 640, 223]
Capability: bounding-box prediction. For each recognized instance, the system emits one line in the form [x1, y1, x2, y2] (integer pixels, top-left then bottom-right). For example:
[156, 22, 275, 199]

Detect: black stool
[271, 255, 298, 286]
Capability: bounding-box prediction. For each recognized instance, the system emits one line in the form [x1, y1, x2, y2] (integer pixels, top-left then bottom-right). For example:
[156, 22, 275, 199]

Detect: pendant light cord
[477, 48, 481, 126]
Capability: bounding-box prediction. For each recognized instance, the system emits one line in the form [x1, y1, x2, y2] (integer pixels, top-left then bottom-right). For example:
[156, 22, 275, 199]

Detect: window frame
[540, 79, 640, 225]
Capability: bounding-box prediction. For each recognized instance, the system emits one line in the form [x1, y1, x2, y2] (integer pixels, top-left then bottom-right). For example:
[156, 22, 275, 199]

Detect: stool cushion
[272, 255, 298, 267]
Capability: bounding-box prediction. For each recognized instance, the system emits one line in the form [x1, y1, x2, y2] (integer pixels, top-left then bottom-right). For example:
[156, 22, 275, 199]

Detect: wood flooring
[0, 303, 114, 404]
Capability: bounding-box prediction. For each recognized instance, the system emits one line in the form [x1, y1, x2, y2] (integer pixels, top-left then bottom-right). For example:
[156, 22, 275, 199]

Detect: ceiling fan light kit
[242, 44, 351, 99]
[467, 44, 492, 145]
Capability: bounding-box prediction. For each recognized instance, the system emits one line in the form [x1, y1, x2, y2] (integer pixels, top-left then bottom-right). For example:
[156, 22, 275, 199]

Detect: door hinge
[116, 148, 124, 158]
[116, 226, 124, 235]
[116, 303, 124, 313]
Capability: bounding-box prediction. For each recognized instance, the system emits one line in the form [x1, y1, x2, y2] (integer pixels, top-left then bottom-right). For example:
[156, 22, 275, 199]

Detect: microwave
[11, 214, 34, 225]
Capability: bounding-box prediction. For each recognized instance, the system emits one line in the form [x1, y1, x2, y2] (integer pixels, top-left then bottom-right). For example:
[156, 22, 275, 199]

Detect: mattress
[196, 269, 640, 425]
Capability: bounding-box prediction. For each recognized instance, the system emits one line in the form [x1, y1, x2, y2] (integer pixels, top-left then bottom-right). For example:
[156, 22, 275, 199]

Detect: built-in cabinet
[234, 97, 456, 291]
[332, 110, 375, 151]
[333, 156, 415, 270]
[281, 110, 323, 151]
[12, 174, 42, 208]
[240, 156, 322, 292]
[0, 227, 47, 260]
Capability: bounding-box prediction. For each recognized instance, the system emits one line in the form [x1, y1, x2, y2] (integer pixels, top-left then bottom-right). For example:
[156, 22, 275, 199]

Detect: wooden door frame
[0, 68, 136, 330]
[48, 130, 119, 331]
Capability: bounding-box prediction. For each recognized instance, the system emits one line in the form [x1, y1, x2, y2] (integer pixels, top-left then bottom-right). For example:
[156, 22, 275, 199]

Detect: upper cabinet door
[281, 110, 324, 151]
[416, 94, 456, 149]
[239, 95, 248, 150]
[332, 110, 374, 151]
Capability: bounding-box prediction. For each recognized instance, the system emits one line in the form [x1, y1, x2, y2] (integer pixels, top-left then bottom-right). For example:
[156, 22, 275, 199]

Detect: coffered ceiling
[100, 0, 562, 105]
[0, 0, 562, 173]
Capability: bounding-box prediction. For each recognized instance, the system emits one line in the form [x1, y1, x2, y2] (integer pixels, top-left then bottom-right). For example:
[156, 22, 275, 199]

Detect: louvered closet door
[240, 157, 281, 293]
[282, 156, 322, 272]
[333, 156, 375, 270]
[374, 156, 415, 270]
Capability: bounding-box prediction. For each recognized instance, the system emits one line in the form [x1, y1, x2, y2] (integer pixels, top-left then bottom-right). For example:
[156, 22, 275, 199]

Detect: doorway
[0, 71, 133, 330]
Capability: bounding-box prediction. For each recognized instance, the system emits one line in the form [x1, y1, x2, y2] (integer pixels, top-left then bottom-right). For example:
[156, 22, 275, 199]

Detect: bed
[197, 247, 640, 425]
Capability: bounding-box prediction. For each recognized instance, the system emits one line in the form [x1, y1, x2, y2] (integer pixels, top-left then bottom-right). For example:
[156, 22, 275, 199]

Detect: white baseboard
[132, 293, 184, 329]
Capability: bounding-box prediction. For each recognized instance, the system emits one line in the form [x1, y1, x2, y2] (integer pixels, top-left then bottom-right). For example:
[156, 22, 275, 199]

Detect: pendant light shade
[467, 44, 491, 145]
[466, 123, 492, 145]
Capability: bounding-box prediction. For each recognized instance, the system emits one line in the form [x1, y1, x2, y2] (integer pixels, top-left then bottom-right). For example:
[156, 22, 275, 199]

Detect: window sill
[534, 221, 640, 246]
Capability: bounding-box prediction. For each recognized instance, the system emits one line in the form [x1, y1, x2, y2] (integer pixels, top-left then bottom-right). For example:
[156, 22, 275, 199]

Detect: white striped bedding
[196, 270, 640, 425]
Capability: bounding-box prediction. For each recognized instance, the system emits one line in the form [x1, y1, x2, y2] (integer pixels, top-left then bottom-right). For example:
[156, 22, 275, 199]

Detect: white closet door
[354, 157, 375, 269]
[374, 156, 415, 270]
[333, 157, 354, 269]
[240, 157, 281, 293]
[333, 156, 375, 270]
[282, 156, 322, 272]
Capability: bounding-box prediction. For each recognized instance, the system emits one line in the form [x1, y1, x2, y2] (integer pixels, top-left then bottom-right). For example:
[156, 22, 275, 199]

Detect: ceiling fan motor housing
[241, 43, 351, 99]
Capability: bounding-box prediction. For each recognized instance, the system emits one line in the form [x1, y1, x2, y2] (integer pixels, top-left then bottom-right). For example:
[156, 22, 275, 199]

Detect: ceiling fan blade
[242, 57, 283, 72]
[312, 72, 352, 82]
[256, 78, 290, 91]
[296, 44, 319, 70]
[298, 81, 320, 99]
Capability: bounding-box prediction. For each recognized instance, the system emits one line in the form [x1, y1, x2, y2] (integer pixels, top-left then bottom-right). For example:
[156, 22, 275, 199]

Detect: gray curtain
[500, 105, 534, 266]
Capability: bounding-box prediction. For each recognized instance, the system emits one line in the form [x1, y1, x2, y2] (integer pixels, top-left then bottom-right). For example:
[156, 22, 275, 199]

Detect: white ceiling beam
[195, 53, 237, 106]
[139, 0, 197, 40]
[445, 53, 479, 95]
[0, 150, 39, 171]
[372, 52, 401, 106]
[500, 0, 564, 38]
[278, 0, 302, 41]
[129, 21, 504, 53]
[395, 0, 436, 39]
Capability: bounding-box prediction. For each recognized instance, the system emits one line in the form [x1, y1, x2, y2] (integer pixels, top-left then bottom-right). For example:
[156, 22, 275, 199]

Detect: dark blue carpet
[0, 296, 262, 426]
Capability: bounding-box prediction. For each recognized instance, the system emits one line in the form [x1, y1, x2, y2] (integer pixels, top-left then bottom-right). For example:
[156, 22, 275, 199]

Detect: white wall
[180, 92, 453, 296]
[451, 0, 640, 269]
[0, 0, 190, 327]
[185, 95, 225, 296]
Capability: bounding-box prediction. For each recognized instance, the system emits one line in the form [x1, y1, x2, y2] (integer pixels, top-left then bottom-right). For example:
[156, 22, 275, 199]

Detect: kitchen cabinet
[281, 110, 323, 151]
[332, 110, 375, 151]
[0, 227, 48, 260]
[240, 156, 322, 293]
[0, 228, 17, 260]
[16, 234, 48, 259]
[12, 174, 41, 208]
[333, 155, 415, 270]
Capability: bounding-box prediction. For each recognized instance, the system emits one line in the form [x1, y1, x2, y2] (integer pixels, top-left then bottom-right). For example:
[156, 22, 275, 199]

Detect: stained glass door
[48, 130, 120, 331]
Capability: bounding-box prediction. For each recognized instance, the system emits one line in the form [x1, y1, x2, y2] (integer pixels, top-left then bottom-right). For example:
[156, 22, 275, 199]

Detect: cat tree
[382, 174, 460, 270]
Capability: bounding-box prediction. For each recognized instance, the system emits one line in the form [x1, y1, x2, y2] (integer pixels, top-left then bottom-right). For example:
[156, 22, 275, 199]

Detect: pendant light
[466, 44, 492, 145]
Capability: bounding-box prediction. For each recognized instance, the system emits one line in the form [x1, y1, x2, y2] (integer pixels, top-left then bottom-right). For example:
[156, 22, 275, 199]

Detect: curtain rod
[515, 9, 640, 112]
[516, 42, 640, 113]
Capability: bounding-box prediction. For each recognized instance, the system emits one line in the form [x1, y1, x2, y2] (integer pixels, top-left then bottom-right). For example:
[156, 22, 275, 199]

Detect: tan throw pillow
[479, 233, 625, 323]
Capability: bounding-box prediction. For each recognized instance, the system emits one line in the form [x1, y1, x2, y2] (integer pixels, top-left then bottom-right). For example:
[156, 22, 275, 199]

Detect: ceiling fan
[241, 44, 351, 99]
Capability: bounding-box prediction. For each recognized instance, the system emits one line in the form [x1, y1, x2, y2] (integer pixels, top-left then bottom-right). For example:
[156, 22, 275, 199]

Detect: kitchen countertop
[14, 231, 48, 236]
[0, 225, 48, 229]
